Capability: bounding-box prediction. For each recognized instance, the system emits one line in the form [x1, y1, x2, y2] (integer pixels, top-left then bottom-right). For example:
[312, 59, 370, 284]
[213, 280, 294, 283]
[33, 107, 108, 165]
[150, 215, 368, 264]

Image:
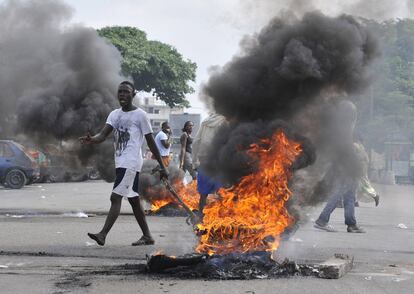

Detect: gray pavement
[0, 181, 413, 293]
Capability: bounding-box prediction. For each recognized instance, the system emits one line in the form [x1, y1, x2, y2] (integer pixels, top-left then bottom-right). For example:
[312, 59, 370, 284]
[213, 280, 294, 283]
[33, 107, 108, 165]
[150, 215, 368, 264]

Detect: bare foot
[131, 235, 155, 246]
[87, 232, 105, 246]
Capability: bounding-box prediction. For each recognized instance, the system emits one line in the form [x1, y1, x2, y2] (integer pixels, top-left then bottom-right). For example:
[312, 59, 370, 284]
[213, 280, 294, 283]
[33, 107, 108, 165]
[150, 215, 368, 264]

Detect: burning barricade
[142, 10, 378, 279]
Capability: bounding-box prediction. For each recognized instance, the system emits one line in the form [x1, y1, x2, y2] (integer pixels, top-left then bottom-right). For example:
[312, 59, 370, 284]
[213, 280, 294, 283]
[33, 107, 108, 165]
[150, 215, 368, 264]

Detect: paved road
[0, 181, 413, 293]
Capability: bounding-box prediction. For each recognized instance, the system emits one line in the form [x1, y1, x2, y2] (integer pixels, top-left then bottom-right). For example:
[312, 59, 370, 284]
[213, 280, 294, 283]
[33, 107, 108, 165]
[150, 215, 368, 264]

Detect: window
[153, 122, 161, 127]
[0, 143, 14, 157]
[145, 98, 149, 105]
[148, 107, 154, 114]
[154, 109, 160, 114]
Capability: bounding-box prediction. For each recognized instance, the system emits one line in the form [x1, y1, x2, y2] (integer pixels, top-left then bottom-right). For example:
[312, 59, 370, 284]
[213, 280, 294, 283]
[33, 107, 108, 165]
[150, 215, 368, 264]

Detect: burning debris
[201, 11, 379, 232]
[138, 161, 201, 214]
[196, 129, 307, 255]
[146, 252, 354, 280]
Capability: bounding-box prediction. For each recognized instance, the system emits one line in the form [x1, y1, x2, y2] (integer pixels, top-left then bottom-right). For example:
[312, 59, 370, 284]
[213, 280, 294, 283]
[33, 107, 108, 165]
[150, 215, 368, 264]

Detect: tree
[98, 26, 197, 108]
[356, 19, 414, 152]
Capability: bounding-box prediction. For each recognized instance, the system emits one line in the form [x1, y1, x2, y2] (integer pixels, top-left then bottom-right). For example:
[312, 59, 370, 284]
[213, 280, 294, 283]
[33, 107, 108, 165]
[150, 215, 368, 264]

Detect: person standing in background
[192, 113, 226, 215]
[154, 121, 172, 167]
[179, 120, 196, 180]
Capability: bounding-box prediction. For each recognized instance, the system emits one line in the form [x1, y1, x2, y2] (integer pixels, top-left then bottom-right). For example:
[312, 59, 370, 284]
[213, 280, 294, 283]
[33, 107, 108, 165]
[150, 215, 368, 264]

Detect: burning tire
[4, 169, 27, 189]
[88, 169, 101, 180]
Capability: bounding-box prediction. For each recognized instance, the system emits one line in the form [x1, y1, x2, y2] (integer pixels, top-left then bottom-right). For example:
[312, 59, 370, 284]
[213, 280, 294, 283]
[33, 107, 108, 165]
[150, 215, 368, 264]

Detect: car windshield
[13, 142, 26, 152]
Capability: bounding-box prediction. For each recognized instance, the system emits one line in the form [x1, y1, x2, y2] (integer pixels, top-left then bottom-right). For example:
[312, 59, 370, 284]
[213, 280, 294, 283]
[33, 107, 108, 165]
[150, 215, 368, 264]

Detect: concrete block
[318, 253, 354, 279]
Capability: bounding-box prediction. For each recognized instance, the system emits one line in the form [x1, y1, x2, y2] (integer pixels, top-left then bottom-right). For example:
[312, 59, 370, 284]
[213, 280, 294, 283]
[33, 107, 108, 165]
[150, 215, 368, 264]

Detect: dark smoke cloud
[202, 12, 379, 225]
[138, 160, 186, 204]
[204, 120, 315, 185]
[0, 0, 124, 179]
[204, 12, 378, 122]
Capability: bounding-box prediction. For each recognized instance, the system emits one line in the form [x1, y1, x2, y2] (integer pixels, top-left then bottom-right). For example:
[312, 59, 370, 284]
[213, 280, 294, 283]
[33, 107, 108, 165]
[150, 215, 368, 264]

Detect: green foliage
[356, 19, 414, 151]
[98, 26, 197, 108]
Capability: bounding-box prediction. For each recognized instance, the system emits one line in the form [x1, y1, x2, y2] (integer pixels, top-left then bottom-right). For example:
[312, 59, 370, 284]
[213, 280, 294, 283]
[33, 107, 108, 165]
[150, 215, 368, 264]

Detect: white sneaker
[314, 223, 337, 232]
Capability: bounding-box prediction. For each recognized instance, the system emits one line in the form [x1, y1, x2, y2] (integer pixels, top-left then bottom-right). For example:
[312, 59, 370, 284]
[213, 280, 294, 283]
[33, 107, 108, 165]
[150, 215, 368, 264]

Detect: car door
[0, 142, 15, 179]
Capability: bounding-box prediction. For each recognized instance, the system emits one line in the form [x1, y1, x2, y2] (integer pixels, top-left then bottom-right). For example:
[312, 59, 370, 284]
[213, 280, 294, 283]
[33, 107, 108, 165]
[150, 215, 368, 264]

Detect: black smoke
[204, 120, 315, 185]
[138, 160, 186, 204]
[202, 12, 379, 213]
[0, 0, 124, 180]
[204, 12, 378, 122]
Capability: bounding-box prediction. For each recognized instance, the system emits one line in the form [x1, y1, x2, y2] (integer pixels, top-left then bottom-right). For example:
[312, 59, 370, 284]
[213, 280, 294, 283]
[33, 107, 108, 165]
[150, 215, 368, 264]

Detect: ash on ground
[146, 251, 320, 280]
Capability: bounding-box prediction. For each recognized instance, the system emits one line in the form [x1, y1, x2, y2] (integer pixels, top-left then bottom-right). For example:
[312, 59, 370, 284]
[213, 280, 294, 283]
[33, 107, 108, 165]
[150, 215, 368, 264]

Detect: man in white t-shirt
[79, 81, 168, 246]
[154, 121, 172, 167]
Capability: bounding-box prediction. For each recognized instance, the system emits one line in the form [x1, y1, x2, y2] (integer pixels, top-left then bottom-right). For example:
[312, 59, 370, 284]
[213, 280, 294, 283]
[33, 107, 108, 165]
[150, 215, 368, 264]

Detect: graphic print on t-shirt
[114, 126, 130, 156]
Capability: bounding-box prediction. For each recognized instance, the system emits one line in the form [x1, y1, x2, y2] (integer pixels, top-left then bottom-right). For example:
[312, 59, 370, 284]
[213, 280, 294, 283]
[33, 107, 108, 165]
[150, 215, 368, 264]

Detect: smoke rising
[204, 12, 378, 122]
[202, 12, 379, 224]
[0, 0, 124, 179]
[233, 0, 414, 30]
[138, 160, 186, 204]
[204, 120, 315, 185]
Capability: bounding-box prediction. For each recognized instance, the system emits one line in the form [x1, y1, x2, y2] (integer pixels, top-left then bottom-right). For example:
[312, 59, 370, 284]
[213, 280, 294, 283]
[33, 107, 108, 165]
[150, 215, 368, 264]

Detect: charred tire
[5, 169, 27, 189]
[88, 170, 101, 180]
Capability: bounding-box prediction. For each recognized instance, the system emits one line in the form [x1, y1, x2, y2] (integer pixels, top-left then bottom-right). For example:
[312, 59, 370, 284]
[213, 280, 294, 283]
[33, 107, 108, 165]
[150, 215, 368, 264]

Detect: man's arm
[160, 132, 171, 149]
[161, 139, 171, 149]
[79, 124, 113, 145]
[179, 133, 187, 169]
[145, 133, 168, 179]
[192, 125, 203, 169]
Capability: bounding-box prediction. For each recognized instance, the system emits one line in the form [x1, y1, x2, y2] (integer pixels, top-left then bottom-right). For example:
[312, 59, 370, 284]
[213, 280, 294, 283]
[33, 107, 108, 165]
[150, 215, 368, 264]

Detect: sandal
[131, 235, 155, 246]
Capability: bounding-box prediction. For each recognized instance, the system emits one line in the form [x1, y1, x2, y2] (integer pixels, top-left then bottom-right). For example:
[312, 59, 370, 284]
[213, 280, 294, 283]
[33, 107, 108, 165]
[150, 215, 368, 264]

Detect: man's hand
[79, 133, 93, 145]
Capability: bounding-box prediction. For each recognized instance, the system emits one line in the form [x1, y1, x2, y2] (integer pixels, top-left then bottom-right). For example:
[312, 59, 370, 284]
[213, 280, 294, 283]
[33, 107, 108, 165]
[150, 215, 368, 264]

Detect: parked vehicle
[34, 143, 100, 183]
[0, 140, 40, 189]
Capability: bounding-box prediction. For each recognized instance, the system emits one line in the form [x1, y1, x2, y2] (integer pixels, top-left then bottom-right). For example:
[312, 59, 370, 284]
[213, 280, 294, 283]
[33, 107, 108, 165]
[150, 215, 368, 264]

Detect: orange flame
[150, 180, 200, 212]
[195, 130, 302, 255]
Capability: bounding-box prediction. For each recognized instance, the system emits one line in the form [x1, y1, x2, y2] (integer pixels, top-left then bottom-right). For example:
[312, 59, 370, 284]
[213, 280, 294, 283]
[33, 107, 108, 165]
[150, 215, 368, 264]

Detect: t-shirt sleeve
[106, 110, 116, 127]
[159, 132, 168, 141]
[139, 110, 153, 135]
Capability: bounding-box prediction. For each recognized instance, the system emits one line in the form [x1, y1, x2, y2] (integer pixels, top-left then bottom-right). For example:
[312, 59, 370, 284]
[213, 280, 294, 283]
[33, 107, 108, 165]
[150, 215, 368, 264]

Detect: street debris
[318, 254, 354, 279]
[62, 212, 88, 218]
[289, 237, 303, 243]
[145, 252, 352, 280]
[397, 223, 408, 229]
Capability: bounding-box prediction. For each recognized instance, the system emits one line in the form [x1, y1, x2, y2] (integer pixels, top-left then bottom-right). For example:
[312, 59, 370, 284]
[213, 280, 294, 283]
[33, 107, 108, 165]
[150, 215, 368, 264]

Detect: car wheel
[5, 169, 27, 189]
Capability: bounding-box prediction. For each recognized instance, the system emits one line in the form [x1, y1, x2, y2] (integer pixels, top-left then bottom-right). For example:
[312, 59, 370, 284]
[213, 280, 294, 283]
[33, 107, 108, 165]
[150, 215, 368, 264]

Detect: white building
[135, 95, 183, 133]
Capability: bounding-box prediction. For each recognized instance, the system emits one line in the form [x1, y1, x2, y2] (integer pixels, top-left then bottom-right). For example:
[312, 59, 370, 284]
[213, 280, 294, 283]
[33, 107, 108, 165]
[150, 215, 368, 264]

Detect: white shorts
[112, 168, 140, 198]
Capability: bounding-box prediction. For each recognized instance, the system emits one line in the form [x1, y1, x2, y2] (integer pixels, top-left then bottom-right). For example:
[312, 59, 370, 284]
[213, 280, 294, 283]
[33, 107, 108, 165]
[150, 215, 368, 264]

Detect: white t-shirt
[106, 108, 152, 172]
[155, 131, 170, 156]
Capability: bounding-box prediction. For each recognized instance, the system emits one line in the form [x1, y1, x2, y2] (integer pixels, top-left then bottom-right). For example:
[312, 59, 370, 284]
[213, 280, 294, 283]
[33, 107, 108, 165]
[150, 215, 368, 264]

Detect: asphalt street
[0, 181, 413, 293]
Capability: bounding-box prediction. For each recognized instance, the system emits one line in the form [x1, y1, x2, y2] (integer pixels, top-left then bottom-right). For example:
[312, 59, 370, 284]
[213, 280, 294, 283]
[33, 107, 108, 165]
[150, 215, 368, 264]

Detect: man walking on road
[79, 81, 168, 246]
[314, 100, 365, 233]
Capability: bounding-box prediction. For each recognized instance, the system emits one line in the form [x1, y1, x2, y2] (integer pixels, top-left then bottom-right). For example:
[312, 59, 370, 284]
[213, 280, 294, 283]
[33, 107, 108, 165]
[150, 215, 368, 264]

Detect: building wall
[169, 113, 201, 139]
[136, 96, 183, 133]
